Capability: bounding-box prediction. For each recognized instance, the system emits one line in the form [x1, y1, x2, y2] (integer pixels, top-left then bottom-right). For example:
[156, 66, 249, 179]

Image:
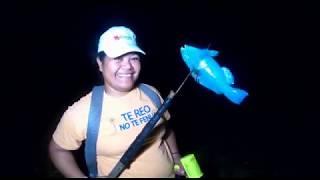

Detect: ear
[96, 57, 103, 72]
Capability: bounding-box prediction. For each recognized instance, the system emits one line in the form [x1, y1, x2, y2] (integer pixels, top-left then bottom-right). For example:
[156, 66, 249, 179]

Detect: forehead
[105, 52, 140, 60]
[120, 52, 140, 58]
[104, 52, 141, 62]
[118, 52, 140, 58]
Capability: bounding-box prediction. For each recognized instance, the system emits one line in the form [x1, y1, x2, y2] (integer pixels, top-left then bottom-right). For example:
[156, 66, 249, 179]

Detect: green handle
[180, 154, 203, 178]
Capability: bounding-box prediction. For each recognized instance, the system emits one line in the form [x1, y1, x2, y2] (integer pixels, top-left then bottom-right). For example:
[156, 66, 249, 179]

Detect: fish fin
[221, 67, 234, 85]
[224, 87, 248, 105]
[208, 50, 219, 57]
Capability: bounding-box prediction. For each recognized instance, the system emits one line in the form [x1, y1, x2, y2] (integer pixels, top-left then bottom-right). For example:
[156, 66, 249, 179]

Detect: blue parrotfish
[180, 44, 248, 105]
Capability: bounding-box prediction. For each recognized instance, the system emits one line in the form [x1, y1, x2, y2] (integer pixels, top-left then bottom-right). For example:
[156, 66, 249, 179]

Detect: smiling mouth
[117, 73, 134, 79]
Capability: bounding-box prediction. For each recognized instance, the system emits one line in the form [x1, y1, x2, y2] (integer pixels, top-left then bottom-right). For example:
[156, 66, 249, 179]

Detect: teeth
[118, 74, 132, 77]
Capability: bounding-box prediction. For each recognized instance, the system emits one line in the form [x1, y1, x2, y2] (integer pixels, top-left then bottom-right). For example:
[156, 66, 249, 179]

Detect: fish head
[180, 44, 219, 72]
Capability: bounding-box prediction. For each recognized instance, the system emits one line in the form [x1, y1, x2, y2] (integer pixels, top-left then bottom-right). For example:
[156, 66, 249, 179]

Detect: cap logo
[113, 35, 133, 41]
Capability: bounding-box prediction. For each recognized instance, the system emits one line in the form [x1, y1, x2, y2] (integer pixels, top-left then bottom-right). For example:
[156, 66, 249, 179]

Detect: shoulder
[139, 83, 162, 97]
[69, 92, 92, 112]
[62, 91, 92, 122]
[53, 91, 93, 148]
[139, 83, 171, 120]
[138, 83, 167, 110]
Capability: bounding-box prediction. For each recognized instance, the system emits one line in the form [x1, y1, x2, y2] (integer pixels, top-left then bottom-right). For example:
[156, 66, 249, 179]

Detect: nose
[120, 57, 133, 69]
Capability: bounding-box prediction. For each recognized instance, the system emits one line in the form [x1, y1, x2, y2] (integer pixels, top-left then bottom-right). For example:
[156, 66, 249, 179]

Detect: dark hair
[97, 51, 107, 61]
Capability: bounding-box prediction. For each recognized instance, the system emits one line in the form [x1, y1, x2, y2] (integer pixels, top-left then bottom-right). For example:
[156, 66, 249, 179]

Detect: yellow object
[180, 154, 203, 178]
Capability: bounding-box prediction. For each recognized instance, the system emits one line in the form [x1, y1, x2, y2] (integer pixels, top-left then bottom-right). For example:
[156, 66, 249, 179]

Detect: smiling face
[97, 52, 141, 96]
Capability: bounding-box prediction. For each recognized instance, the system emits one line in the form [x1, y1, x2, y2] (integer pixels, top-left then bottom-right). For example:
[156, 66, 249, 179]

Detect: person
[48, 25, 186, 178]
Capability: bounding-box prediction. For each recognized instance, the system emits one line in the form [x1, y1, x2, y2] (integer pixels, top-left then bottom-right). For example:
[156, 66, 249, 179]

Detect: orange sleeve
[52, 96, 90, 150]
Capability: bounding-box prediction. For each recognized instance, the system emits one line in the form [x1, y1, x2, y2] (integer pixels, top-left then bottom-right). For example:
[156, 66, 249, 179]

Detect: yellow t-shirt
[52, 84, 175, 177]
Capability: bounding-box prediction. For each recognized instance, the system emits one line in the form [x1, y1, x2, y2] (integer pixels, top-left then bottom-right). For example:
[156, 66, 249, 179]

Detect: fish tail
[224, 87, 248, 105]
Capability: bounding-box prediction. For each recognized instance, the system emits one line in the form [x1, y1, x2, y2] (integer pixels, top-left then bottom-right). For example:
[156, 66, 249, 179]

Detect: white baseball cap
[97, 26, 146, 58]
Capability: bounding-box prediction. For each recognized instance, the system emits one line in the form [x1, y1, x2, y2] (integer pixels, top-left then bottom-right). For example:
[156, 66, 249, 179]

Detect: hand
[174, 163, 186, 177]
[172, 153, 186, 177]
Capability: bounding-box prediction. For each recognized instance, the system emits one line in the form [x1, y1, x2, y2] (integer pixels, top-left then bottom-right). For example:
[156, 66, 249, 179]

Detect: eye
[113, 57, 122, 62]
[130, 56, 140, 61]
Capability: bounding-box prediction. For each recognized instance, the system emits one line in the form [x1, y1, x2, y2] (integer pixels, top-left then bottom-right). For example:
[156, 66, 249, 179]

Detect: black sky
[2, 0, 319, 177]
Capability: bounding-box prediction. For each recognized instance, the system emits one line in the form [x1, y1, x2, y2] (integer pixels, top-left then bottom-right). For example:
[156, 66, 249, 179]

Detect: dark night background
[1, 0, 319, 177]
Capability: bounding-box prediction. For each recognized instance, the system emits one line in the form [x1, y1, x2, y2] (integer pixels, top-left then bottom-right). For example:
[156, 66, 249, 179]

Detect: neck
[103, 86, 132, 97]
